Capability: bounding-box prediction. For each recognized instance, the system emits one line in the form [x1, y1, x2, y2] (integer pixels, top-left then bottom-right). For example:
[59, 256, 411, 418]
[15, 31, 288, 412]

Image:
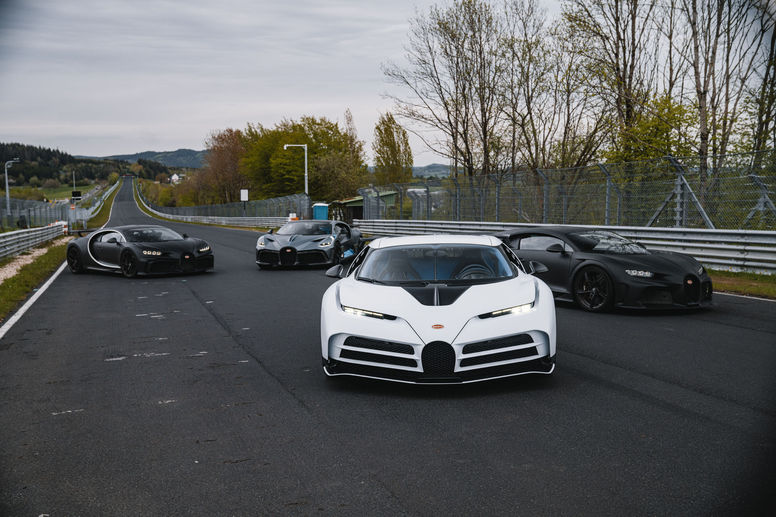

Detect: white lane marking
[242, 327, 250, 331]
[51, 409, 84, 416]
[136, 313, 148, 317]
[238, 360, 250, 363]
[158, 399, 177, 405]
[714, 291, 776, 303]
[155, 337, 168, 341]
[132, 352, 170, 358]
[105, 356, 127, 362]
[0, 183, 123, 342]
[205, 300, 214, 304]
[0, 262, 67, 342]
[137, 296, 148, 299]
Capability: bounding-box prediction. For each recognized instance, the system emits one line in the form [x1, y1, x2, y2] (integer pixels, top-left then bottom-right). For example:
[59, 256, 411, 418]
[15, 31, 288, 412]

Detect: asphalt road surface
[1, 180, 774, 515]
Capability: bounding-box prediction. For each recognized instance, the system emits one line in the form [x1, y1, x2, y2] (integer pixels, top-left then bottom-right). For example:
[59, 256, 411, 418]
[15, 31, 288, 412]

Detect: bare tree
[383, 0, 505, 176]
[749, 0, 776, 168]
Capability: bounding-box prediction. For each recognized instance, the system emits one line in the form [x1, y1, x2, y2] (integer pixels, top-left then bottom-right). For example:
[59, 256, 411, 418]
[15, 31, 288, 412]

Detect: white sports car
[320, 235, 556, 384]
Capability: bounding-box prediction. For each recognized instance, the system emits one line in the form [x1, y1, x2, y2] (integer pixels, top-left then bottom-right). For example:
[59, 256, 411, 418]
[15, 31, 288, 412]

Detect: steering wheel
[454, 264, 493, 279]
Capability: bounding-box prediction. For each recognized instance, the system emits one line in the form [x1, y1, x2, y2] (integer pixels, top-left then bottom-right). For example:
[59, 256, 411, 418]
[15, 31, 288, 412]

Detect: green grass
[0, 237, 69, 323]
[77, 180, 122, 229]
[5, 183, 96, 201]
[709, 269, 776, 299]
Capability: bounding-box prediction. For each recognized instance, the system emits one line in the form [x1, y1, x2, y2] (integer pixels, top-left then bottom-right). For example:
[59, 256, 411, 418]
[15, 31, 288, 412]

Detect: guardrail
[133, 182, 287, 229]
[352, 219, 776, 274]
[0, 223, 67, 259]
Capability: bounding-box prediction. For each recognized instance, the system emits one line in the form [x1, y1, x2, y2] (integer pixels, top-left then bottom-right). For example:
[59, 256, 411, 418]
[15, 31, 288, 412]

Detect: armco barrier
[0, 223, 67, 259]
[133, 183, 287, 228]
[352, 219, 776, 274]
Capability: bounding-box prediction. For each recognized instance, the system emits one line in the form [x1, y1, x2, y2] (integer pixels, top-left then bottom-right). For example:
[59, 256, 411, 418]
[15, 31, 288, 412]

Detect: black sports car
[495, 226, 712, 311]
[66, 225, 214, 278]
[255, 220, 361, 268]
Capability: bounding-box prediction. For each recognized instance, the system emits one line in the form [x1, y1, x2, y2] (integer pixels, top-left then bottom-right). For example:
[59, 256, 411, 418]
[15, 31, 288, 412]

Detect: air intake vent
[421, 341, 455, 374]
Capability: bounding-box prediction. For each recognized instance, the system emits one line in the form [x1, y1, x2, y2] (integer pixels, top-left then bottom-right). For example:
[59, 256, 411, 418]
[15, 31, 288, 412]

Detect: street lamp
[283, 144, 308, 196]
[4, 158, 20, 216]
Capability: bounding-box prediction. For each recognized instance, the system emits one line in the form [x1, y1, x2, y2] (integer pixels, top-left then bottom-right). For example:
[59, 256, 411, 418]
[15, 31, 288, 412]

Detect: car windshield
[276, 222, 332, 235]
[567, 231, 648, 255]
[124, 227, 183, 243]
[357, 244, 516, 285]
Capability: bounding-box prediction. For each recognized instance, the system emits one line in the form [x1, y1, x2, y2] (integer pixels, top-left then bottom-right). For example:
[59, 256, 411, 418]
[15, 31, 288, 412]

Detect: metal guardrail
[0, 223, 67, 259]
[133, 182, 287, 228]
[352, 219, 776, 274]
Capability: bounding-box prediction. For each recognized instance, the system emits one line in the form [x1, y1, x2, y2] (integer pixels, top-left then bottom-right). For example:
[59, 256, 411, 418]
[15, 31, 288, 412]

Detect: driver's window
[336, 223, 350, 239]
[101, 232, 121, 243]
[519, 235, 564, 251]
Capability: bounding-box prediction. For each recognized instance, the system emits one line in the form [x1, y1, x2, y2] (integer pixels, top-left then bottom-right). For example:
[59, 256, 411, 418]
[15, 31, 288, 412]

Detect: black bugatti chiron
[255, 220, 362, 269]
[496, 226, 712, 311]
[66, 225, 214, 278]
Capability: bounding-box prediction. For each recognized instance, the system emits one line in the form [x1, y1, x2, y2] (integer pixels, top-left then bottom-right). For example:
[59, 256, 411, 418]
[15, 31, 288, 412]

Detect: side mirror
[546, 243, 565, 253]
[267, 228, 274, 234]
[182, 233, 189, 239]
[530, 261, 549, 274]
[325, 264, 344, 278]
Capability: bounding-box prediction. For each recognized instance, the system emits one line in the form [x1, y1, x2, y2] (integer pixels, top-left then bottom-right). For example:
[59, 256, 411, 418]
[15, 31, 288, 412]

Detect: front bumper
[140, 254, 214, 274]
[614, 274, 713, 309]
[256, 247, 332, 267]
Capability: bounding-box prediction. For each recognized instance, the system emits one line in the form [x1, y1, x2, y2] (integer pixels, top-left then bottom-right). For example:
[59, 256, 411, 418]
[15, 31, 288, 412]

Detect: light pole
[283, 144, 308, 196]
[4, 158, 20, 216]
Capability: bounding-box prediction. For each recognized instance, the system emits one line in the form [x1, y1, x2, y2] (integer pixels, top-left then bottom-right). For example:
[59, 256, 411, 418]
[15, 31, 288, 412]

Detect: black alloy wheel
[573, 266, 613, 312]
[120, 251, 138, 278]
[67, 247, 85, 273]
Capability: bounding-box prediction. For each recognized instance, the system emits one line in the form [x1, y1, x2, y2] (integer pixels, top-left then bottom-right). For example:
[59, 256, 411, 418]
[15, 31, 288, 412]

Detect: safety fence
[359, 151, 776, 231]
[352, 219, 776, 274]
[1, 180, 120, 232]
[134, 181, 288, 228]
[0, 222, 67, 259]
[136, 181, 312, 221]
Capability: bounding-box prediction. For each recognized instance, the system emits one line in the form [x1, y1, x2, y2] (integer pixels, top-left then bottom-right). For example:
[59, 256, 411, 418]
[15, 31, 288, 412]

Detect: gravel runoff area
[0, 237, 72, 285]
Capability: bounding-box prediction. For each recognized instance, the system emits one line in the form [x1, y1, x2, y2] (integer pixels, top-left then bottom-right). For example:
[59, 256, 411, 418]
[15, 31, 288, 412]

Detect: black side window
[519, 235, 565, 251]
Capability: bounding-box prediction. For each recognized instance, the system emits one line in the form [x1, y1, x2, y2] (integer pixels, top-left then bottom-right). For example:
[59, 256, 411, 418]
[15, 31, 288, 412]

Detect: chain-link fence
[0, 198, 69, 231]
[360, 150, 776, 230]
[137, 185, 312, 220]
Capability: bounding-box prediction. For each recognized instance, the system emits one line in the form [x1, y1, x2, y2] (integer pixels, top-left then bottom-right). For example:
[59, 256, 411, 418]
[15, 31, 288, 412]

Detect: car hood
[337, 274, 538, 344]
[600, 250, 701, 274]
[264, 234, 331, 249]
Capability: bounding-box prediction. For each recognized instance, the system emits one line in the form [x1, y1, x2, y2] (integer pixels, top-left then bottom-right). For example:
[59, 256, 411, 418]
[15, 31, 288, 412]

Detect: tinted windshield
[276, 222, 332, 235]
[357, 244, 516, 285]
[567, 231, 648, 254]
[124, 227, 183, 243]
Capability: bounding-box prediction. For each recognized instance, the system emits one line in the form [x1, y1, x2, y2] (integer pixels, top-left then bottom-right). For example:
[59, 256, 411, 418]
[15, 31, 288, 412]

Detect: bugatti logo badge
[686, 279, 693, 285]
[285, 249, 292, 252]
[432, 324, 444, 329]
[184, 254, 191, 259]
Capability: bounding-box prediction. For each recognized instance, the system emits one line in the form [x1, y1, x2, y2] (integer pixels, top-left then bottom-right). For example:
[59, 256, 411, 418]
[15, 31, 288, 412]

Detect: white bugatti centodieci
[320, 234, 556, 384]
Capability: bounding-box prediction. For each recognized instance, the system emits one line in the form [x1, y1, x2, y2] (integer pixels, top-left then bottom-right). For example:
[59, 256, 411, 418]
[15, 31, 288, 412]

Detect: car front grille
[258, 250, 279, 265]
[421, 341, 456, 374]
[297, 250, 328, 265]
[279, 247, 297, 266]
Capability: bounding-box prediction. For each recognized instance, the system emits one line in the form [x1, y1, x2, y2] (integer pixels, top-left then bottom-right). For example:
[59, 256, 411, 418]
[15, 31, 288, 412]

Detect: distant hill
[84, 148, 207, 168]
[413, 163, 450, 178]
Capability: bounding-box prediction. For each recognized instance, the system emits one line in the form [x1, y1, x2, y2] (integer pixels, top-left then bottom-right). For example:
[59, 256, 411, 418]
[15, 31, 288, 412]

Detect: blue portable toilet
[312, 203, 329, 220]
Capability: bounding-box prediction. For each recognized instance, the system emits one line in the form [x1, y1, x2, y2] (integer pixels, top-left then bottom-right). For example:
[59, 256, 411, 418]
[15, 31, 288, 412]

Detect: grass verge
[0, 237, 69, 324]
[708, 269, 776, 300]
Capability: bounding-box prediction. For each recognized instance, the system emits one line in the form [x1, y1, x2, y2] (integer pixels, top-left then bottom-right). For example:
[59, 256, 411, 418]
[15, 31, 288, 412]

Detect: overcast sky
[0, 0, 559, 166]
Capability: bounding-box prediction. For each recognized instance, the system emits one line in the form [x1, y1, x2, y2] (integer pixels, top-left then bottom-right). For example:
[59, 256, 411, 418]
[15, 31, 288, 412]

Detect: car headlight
[320, 238, 334, 247]
[257, 237, 265, 247]
[199, 245, 210, 253]
[341, 305, 396, 320]
[478, 301, 534, 319]
[625, 269, 654, 278]
[142, 249, 162, 256]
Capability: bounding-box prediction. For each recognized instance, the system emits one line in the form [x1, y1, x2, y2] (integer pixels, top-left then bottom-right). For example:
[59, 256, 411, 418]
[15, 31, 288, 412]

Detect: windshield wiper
[358, 277, 388, 285]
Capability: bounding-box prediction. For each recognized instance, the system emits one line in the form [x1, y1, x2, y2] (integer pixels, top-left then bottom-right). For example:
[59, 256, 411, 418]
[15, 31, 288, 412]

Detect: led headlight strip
[342, 305, 397, 320]
[478, 301, 534, 319]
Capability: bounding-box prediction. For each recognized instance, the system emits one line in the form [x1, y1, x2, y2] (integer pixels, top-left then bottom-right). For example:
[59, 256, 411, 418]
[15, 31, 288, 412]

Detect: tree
[372, 112, 414, 184]
[383, 0, 505, 176]
[240, 112, 368, 201]
[202, 128, 247, 203]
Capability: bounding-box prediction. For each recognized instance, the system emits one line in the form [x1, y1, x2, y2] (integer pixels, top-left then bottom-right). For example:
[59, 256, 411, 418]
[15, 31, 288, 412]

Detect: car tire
[573, 265, 613, 312]
[120, 251, 138, 278]
[66, 247, 85, 273]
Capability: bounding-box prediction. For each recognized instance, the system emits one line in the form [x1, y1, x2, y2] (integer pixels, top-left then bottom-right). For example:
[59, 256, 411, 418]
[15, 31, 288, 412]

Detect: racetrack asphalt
[0, 180, 774, 515]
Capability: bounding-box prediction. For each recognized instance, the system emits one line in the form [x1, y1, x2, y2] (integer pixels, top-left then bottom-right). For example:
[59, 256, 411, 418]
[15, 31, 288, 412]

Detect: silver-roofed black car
[495, 226, 712, 311]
